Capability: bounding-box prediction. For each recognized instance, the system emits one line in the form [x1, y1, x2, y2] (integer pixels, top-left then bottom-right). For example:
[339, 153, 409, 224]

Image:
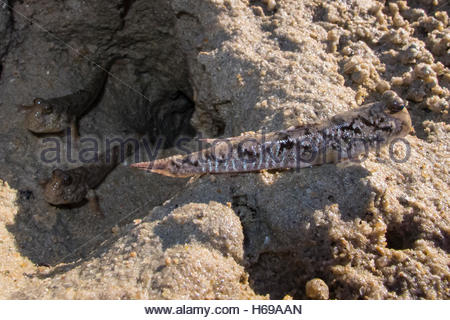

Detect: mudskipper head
[24, 98, 69, 134]
[43, 169, 87, 205]
[380, 90, 412, 138]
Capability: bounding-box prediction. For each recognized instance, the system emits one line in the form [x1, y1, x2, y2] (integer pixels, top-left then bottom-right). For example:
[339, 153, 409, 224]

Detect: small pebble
[305, 278, 329, 300]
[376, 80, 391, 93]
[252, 6, 264, 17]
[111, 225, 120, 234]
[265, 0, 276, 11]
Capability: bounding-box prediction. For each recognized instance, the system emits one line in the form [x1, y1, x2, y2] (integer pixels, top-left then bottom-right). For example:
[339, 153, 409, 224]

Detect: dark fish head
[380, 90, 412, 138]
[24, 98, 69, 133]
[382, 90, 406, 113]
[43, 169, 87, 205]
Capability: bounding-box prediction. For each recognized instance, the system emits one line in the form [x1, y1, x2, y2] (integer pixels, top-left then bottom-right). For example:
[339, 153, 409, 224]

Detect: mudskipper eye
[62, 174, 72, 185]
[382, 90, 405, 113]
[34, 98, 44, 105]
[42, 104, 53, 114]
[388, 100, 405, 113]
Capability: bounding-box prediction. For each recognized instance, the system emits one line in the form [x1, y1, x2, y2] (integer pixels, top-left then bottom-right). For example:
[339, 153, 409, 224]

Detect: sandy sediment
[0, 0, 448, 299]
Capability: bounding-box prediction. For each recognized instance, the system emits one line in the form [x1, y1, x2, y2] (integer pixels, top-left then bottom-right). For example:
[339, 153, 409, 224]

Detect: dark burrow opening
[385, 213, 421, 250]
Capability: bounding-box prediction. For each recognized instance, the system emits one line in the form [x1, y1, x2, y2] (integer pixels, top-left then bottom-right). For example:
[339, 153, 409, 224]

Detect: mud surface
[0, 0, 448, 299]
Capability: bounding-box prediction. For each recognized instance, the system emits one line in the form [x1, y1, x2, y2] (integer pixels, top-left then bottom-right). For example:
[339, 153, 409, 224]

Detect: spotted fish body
[24, 58, 119, 134]
[132, 91, 412, 178]
[44, 146, 121, 205]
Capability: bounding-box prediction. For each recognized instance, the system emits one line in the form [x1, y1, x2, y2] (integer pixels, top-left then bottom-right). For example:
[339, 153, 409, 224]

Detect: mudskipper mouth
[43, 191, 61, 205]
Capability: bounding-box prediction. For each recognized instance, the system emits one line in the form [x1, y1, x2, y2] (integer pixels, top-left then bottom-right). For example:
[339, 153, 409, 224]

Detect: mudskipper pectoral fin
[87, 189, 104, 218]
